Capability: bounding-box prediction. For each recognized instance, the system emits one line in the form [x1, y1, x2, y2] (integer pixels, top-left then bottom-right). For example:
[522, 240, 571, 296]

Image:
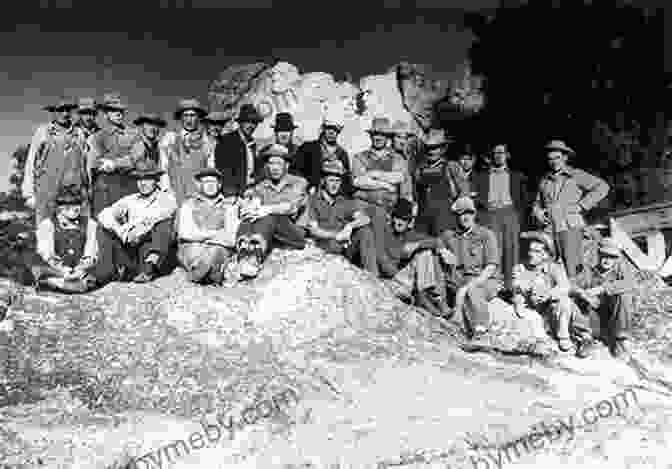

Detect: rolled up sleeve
[36, 218, 56, 263]
[575, 169, 610, 211]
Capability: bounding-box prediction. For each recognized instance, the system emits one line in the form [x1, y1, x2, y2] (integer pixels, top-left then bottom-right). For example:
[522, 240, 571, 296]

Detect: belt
[487, 203, 514, 210]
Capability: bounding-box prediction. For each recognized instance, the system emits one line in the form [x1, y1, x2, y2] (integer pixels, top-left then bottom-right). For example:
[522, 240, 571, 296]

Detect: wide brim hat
[98, 93, 128, 112]
[450, 196, 476, 214]
[545, 139, 575, 155]
[174, 98, 207, 120]
[55, 189, 83, 205]
[133, 113, 167, 127]
[76, 97, 97, 113]
[391, 199, 415, 221]
[598, 237, 622, 257]
[272, 112, 298, 131]
[203, 111, 232, 124]
[131, 161, 164, 178]
[424, 129, 452, 148]
[321, 159, 345, 178]
[520, 231, 557, 259]
[194, 167, 224, 180]
[367, 117, 393, 136]
[260, 143, 292, 163]
[43, 97, 77, 112]
[236, 103, 264, 123]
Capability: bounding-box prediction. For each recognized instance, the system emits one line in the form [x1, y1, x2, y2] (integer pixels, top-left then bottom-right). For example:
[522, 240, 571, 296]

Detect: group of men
[24, 94, 635, 359]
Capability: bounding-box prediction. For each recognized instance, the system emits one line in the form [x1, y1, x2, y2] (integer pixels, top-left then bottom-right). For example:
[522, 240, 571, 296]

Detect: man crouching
[236, 144, 308, 278]
[176, 168, 240, 284]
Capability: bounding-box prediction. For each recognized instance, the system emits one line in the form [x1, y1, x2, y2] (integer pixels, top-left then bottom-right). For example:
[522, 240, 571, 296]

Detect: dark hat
[236, 104, 264, 123]
[456, 142, 476, 158]
[76, 97, 98, 113]
[174, 98, 207, 120]
[521, 231, 557, 259]
[545, 139, 575, 155]
[321, 159, 345, 177]
[98, 93, 128, 112]
[424, 128, 452, 148]
[391, 199, 415, 221]
[55, 187, 83, 205]
[272, 112, 297, 131]
[43, 97, 77, 112]
[598, 237, 622, 257]
[260, 144, 292, 163]
[131, 160, 164, 178]
[194, 167, 224, 180]
[203, 111, 232, 124]
[450, 196, 476, 214]
[133, 112, 167, 127]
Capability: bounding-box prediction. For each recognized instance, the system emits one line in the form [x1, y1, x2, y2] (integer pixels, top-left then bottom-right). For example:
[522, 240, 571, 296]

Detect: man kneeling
[32, 186, 100, 293]
[96, 160, 177, 283]
[176, 168, 240, 284]
[298, 159, 377, 274]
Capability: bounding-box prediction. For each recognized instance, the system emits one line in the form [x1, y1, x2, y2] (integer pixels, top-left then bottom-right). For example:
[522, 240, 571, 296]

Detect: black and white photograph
[0, 1, 669, 468]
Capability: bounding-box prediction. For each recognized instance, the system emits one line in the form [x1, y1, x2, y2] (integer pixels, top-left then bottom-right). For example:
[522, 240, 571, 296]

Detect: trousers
[237, 214, 306, 259]
[480, 206, 520, 289]
[178, 243, 234, 284]
[554, 228, 583, 279]
[316, 225, 378, 275]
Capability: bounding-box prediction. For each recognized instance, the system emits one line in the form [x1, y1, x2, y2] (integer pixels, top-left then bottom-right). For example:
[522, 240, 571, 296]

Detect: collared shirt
[88, 123, 140, 175]
[352, 148, 412, 207]
[130, 136, 161, 166]
[487, 166, 513, 209]
[98, 187, 177, 233]
[249, 174, 308, 216]
[36, 214, 98, 268]
[512, 260, 569, 306]
[297, 190, 365, 232]
[439, 224, 500, 277]
[177, 193, 240, 248]
[573, 260, 636, 296]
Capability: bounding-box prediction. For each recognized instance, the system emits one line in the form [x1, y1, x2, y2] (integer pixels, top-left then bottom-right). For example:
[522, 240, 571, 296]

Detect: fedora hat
[272, 112, 297, 131]
[203, 111, 232, 124]
[55, 187, 83, 205]
[321, 159, 345, 178]
[194, 167, 224, 181]
[43, 96, 77, 112]
[391, 199, 415, 221]
[174, 98, 207, 120]
[521, 231, 557, 259]
[133, 112, 167, 127]
[131, 160, 164, 179]
[451, 196, 476, 214]
[367, 117, 393, 136]
[236, 104, 264, 123]
[76, 97, 97, 114]
[261, 143, 291, 163]
[545, 139, 575, 155]
[598, 237, 622, 258]
[424, 128, 452, 148]
[98, 93, 128, 112]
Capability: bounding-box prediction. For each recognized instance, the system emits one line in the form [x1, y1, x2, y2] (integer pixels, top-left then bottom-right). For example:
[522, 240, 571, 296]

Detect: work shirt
[248, 174, 308, 216]
[297, 190, 365, 232]
[572, 260, 637, 296]
[177, 193, 240, 248]
[130, 136, 161, 167]
[487, 166, 513, 209]
[352, 148, 412, 209]
[533, 165, 609, 231]
[439, 224, 500, 278]
[36, 214, 98, 269]
[384, 228, 436, 269]
[512, 261, 569, 307]
[445, 160, 474, 198]
[88, 123, 141, 176]
[98, 188, 177, 234]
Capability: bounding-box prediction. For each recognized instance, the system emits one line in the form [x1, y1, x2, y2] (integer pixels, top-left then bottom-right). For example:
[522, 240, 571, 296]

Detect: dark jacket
[472, 168, 529, 216]
[214, 130, 251, 196]
[291, 140, 353, 195]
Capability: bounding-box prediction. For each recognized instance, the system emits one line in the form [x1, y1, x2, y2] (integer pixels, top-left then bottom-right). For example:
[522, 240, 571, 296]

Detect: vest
[416, 158, 455, 212]
[53, 216, 88, 268]
[166, 130, 214, 204]
[191, 196, 234, 231]
[353, 151, 399, 210]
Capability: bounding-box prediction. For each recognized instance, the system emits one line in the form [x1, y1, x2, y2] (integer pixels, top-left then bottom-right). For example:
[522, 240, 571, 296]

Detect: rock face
[208, 60, 485, 155]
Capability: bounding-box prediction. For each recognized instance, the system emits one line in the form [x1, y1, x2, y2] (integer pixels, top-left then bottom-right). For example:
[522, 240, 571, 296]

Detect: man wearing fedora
[31, 185, 100, 293]
[23, 97, 84, 223]
[159, 99, 216, 205]
[257, 112, 300, 181]
[291, 114, 353, 195]
[532, 140, 609, 279]
[414, 129, 458, 236]
[472, 143, 529, 290]
[571, 238, 637, 359]
[235, 144, 308, 279]
[445, 142, 478, 201]
[390, 120, 419, 178]
[131, 113, 167, 168]
[352, 117, 414, 264]
[297, 159, 377, 275]
[215, 103, 264, 197]
[511, 231, 594, 358]
[203, 111, 232, 140]
[88, 93, 141, 217]
[96, 160, 177, 283]
[72, 97, 101, 154]
[176, 167, 241, 285]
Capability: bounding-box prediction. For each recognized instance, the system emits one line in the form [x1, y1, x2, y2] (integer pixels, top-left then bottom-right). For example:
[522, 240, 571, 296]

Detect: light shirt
[98, 188, 177, 235]
[249, 174, 308, 216]
[177, 193, 240, 248]
[487, 166, 513, 209]
[36, 215, 98, 268]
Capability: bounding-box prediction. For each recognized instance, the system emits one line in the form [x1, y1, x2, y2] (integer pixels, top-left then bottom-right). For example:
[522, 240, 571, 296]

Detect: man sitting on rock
[297, 159, 377, 275]
[176, 168, 240, 285]
[96, 160, 177, 283]
[511, 231, 594, 358]
[381, 199, 453, 317]
[571, 237, 636, 359]
[32, 186, 100, 293]
[236, 144, 308, 279]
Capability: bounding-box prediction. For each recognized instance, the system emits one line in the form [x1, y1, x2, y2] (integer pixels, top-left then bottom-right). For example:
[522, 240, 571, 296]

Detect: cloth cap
[321, 159, 345, 177]
[598, 237, 622, 257]
[391, 199, 415, 221]
[261, 143, 291, 162]
[174, 98, 207, 120]
[451, 196, 476, 214]
[194, 167, 224, 181]
[545, 139, 575, 155]
[236, 103, 264, 123]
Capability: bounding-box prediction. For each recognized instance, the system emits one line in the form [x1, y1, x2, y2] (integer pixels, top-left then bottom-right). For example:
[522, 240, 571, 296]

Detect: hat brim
[194, 170, 224, 180]
[174, 108, 207, 120]
[204, 118, 231, 125]
[545, 145, 575, 155]
[77, 107, 98, 114]
[133, 117, 167, 127]
[598, 248, 621, 257]
[98, 104, 128, 112]
[452, 208, 476, 215]
[132, 170, 164, 178]
[367, 130, 393, 136]
[55, 197, 83, 205]
[236, 115, 264, 123]
[321, 170, 345, 178]
[44, 104, 77, 112]
[272, 124, 298, 131]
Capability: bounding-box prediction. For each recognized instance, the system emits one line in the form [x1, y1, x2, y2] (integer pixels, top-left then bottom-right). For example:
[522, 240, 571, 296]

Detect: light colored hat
[174, 98, 207, 120]
[521, 231, 557, 259]
[322, 113, 344, 129]
[367, 117, 393, 136]
[261, 143, 291, 162]
[98, 93, 128, 111]
[598, 237, 622, 257]
[321, 159, 345, 177]
[76, 97, 97, 113]
[545, 139, 575, 155]
[424, 128, 452, 148]
[451, 196, 476, 214]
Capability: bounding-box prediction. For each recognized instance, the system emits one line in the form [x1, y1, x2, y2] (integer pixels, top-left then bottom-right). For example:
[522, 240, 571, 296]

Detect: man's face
[137, 177, 158, 195]
[371, 133, 389, 150]
[199, 176, 221, 197]
[59, 204, 81, 220]
[322, 127, 340, 144]
[391, 216, 411, 234]
[492, 144, 508, 167]
[457, 210, 476, 229]
[527, 241, 549, 266]
[239, 121, 258, 138]
[392, 134, 408, 152]
[78, 111, 97, 127]
[459, 154, 475, 172]
[547, 150, 568, 172]
[275, 130, 293, 146]
[106, 110, 124, 126]
[55, 108, 72, 125]
[207, 123, 224, 138]
[322, 175, 342, 196]
[266, 156, 287, 181]
[599, 254, 618, 271]
[142, 123, 161, 141]
[181, 110, 199, 132]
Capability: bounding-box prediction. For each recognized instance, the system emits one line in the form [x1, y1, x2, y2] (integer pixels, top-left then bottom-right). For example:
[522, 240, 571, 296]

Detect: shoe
[132, 271, 155, 283]
[610, 339, 631, 359]
[461, 327, 493, 353]
[415, 288, 441, 316]
[575, 340, 597, 359]
[557, 337, 573, 352]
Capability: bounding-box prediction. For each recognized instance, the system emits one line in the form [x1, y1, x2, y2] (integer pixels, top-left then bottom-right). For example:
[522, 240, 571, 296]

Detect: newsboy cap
[133, 113, 167, 127]
[451, 196, 476, 214]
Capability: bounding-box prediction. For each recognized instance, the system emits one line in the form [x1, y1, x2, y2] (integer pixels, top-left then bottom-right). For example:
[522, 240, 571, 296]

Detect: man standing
[257, 112, 300, 181]
[291, 115, 353, 194]
[203, 111, 231, 140]
[23, 97, 84, 223]
[235, 144, 308, 279]
[390, 120, 418, 177]
[176, 168, 241, 285]
[72, 97, 100, 154]
[89, 93, 141, 217]
[159, 99, 216, 204]
[215, 104, 264, 197]
[96, 160, 177, 283]
[473, 143, 528, 290]
[298, 159, 377, 275]
[446, 143, 478, 199]
[440, 196, 502, 339]
[532, 140, 609, 279]
[130, 113, 166, 167]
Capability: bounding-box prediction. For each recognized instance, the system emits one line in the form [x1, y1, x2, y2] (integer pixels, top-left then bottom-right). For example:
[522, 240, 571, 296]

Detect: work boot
[557, 337, 573, 352]
[415, 288, 441, 316]
[610, 338, 631, 360]
[575, 339, 598, 359]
